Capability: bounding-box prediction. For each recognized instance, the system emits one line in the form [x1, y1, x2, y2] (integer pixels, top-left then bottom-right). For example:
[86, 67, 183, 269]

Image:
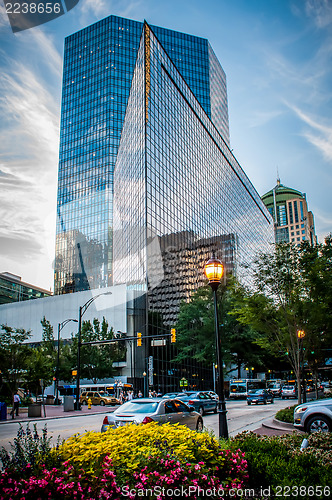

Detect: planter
[28, 403, 41, 418]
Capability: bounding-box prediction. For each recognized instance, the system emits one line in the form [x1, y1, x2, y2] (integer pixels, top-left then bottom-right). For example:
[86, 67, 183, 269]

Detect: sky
[0, 0, 331, 292]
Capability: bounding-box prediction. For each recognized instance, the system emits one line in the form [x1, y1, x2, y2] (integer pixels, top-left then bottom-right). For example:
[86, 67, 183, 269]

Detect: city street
[0, 398, 296, 451]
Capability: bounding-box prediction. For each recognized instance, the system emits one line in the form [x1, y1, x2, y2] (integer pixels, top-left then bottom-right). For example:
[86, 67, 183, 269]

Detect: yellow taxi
[80, 391, 119, 406]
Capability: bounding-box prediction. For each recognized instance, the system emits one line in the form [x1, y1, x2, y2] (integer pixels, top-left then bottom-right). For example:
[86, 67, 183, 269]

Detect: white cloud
[79, 0, 142, 25]
[305, 0, 332, 28]
[285, 103, 332, 163]
[0, 31, 60, 289]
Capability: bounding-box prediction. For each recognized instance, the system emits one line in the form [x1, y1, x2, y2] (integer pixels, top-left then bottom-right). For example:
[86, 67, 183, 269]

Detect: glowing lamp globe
[204, 256, 224, 290]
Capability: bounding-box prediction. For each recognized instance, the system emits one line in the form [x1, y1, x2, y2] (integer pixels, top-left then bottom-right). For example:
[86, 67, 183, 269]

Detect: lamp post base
[218, 401, 228, 440]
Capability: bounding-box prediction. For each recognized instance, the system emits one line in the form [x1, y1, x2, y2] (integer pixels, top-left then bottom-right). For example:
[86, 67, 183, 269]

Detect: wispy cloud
[285, 103, 332, 163]
[0, 28, 60, 284]
[79, 0, 142, 25]
[305, 0, 332, 28]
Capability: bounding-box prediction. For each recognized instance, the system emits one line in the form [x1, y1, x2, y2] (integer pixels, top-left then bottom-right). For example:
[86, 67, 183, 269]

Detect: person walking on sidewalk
[11, 391, 21, 419]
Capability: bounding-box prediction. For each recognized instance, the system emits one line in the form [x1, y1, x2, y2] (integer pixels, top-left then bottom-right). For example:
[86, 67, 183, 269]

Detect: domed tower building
[262, 179, 317, 245]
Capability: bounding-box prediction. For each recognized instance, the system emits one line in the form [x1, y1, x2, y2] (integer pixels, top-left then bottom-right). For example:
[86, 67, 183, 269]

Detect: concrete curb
[262, 418, 303, 433]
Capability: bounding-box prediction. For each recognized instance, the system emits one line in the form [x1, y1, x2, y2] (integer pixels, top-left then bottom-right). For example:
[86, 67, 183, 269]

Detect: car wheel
[199, 406, 204, 416]
[213, 406, 217, 414]
[81, 400, 87, 405]
[263, 400, 267, 405]
[306, 415, 331, 433]
[247, 402, 251, 405]
[271, 399, 274, 404]
[100, 400, 105, 406]
[196, 418, 203, 432]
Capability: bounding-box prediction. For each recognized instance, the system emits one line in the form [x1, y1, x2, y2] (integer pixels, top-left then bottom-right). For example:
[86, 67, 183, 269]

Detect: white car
[293, 398, 332, 433]
[101, 398, 203, 432]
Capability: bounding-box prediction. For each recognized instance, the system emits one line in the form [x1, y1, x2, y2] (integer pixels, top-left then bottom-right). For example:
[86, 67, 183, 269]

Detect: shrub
[275, 404, 297, 423]
[56, 422, 248, 490]
[231, 431, 332, 497]
[0, 423, 60, 472]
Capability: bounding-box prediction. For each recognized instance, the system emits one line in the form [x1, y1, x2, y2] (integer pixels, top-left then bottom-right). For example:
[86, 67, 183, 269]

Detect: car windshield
[114, 401, 159, 414]
[249, 390, 263, 395]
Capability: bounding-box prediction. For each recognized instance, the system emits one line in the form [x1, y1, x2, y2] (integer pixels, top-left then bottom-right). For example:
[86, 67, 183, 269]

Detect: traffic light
[171, 328, 176, 343]
[137, 332, 142, 347]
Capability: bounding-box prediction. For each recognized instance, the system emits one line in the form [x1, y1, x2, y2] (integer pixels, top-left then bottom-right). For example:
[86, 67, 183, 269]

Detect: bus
[58, 383, 134, 400]
[229, 379, 266, 399]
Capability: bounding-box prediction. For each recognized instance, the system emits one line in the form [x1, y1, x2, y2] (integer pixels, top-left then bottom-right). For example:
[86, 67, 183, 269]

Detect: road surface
[0, 398, 295, 451]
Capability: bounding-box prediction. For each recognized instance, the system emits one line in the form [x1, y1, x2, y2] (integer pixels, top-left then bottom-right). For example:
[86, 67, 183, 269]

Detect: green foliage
[231, 238, 332, 403]
[0, 325, 31, 394]
[174, 284, 275, 375]
[72, 317, 119, 383]
[231, 431, 332, 495]
[275, 405, 297, 423]
[0, 423, 60, 472]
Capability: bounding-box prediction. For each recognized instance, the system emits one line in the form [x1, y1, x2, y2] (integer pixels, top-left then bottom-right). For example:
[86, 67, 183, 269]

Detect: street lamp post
[297, 330, 306, 403]
[75, 291, 112, 410]
[204, 254, 229, 439]
[56, 319, 78, 404]
[143, 371, 148, 397]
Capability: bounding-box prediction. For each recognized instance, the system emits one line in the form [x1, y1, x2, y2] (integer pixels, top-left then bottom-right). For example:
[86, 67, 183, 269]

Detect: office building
[53, 17, 274, 391]
[0, 272, 51, 305]
[261, 179, 317, 245]
[54, 16, 230, 295]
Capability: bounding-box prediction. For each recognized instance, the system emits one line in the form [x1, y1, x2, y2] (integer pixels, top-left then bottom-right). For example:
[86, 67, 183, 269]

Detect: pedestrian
[11, 391, 20, 419]
[127, 390, 133, 400]
[138, 390, 143, 398]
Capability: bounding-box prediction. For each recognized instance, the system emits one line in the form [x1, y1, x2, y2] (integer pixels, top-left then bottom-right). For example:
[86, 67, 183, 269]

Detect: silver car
[294, 398, 332, 433]
[101, 397, 203, 432]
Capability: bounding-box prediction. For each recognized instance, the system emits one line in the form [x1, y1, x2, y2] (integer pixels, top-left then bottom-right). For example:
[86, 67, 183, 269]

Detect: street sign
[148, 356, 153, 386]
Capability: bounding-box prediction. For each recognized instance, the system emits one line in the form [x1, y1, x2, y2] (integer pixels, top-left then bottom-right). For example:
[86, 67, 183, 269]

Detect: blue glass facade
[55, 16, 229, 294]
[113, 24, 273, 323]
[111, 24, 273, 389]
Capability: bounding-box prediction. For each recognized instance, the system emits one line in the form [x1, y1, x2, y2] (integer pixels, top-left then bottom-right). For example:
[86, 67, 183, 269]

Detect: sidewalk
[1, 404, 117, 424]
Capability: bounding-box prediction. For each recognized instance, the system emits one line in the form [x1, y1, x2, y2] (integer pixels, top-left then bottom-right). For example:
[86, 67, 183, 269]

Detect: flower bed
[0, 422, 248, 499]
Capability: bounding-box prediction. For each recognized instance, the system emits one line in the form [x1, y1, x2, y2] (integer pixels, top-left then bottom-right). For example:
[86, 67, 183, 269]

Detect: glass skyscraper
[55, 16, 230, 294]
[55, 16, 274, 391]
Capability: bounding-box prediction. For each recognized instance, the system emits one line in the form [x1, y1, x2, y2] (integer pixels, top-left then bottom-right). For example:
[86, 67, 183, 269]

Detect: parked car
[176, 391, 217, 415]
[293, 398, 332, 433]
[247, 389, 274, 405]
[101, 398, 203, 432]
[80, 391, 119, 406]
[281, 385, 298, 399]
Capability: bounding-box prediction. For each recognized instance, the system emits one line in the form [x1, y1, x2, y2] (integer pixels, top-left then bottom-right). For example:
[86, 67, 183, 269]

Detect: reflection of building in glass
[262, 179, 317, 245]
[0, 272, 51, 305]
[147, 232, 237, 326]
[54, 15, 230, 294]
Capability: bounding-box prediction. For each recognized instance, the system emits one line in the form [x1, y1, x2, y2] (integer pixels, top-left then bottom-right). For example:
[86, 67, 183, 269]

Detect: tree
[174, 285, 271, 377]
[25, 318, 57, 398]
[0, 325, 31, 395]
[73, 317, 120, 383]
[231, 237, 332, 403]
